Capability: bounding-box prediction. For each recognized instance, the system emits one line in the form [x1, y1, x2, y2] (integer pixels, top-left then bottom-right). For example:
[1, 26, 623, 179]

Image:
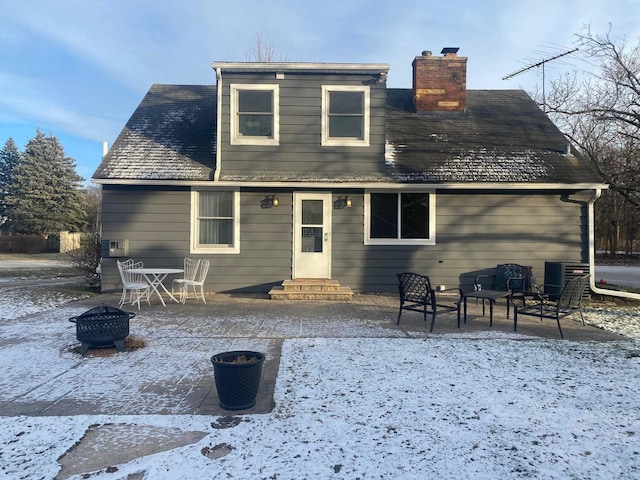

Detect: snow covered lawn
[0, 282, 638, 479]
[1, 336, 639, 479]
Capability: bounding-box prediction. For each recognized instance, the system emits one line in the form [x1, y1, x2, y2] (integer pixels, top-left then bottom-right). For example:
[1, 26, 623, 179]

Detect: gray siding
[218, 72, 386, 174]
[331, 191, 589, 293]
[101, 186, 589, 295]
[101, 185, 293, 293]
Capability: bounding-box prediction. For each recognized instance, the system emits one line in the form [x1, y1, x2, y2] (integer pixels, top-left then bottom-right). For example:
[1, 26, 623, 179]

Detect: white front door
[293, 192, 332, 279]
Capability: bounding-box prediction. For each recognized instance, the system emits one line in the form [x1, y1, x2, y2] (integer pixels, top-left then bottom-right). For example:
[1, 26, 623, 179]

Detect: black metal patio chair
[514, 274, 590, 338]
[474, 263, 537, 311]
[396, 272, 462, 332]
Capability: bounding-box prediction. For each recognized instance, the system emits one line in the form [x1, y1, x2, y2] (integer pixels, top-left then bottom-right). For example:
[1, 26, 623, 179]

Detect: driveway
[0, 258, 71, 269]
[594, 265, 640, 289]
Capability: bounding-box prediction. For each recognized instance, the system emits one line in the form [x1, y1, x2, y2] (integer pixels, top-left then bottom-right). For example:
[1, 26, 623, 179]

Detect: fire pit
[69, 305, 135, 355]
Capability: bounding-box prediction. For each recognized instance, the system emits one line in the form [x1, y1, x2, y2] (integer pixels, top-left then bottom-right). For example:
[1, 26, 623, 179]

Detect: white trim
[293, 192, 332, 279]
[93, 179, 609, 191]
[190, 188, 240, 254]
[364, 191, 436, 246]
[587, 188, 640, 300]
[230, 84, 280, 146]
[321, 85, 370, 147]
[212, 62, 390, 74]
[213, 67, 222, 181]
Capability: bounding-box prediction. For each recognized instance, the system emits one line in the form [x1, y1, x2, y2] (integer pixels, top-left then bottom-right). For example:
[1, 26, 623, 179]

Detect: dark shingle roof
[93, 84, 217, 181]
[94, 84, 603, 185]
[385, 89, 602, 184]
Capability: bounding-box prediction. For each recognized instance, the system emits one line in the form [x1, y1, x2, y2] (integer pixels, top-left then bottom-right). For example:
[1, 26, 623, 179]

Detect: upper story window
[230, 84, 279, 145]
[191, 189, 240, 254]
[322, 85, 370, 147]
[364, 191, 436, 245]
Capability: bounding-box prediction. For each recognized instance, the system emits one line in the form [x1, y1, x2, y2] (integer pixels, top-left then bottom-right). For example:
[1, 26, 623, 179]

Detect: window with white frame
[322, 85, 370, 146]
[191, 190, 240, 253]
[365, 191, 435, 245]
[230, 84, 279, 145]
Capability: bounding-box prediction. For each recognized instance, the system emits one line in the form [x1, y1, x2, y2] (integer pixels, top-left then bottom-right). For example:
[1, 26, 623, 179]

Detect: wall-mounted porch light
[334, 195, 352, 209]
[261, 195, 279, 208]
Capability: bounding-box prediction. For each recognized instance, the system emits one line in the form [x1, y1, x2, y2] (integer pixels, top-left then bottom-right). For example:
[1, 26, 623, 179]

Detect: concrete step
[268, 282, 353, 300]
[280, 279, 342, 292]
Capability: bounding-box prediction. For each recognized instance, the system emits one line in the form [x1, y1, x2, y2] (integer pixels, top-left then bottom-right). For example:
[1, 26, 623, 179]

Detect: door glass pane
[302, 227, 323, 252]
[302, 200, 323, 225]
[401, 193, 429, 239]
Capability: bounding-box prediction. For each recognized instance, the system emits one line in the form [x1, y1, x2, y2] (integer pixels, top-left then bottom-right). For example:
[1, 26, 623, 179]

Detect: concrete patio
[0, 291, 627, 418]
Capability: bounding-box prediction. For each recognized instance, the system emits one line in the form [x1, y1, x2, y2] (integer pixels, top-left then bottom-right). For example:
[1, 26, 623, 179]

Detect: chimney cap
[441, 47, 460, 55]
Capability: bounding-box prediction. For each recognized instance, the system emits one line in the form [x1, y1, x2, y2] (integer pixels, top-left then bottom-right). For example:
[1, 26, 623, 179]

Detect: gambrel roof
[93, 84, 603, 186]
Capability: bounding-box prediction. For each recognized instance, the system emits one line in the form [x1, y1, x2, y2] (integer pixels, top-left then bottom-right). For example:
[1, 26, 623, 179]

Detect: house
[93, 48, 606, 297]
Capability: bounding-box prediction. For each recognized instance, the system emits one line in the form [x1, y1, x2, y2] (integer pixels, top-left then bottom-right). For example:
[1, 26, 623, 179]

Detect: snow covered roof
[93, 84, 217, 181]
[93, 85, 603, 186]
[384, 89, 601, 184]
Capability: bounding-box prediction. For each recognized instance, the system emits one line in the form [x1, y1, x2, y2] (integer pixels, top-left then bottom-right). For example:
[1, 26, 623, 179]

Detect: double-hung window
[322, 85, 370, 146]
[191, 190, 240, 254]
[365, 191, 435, 245]
[230, 84, 279, 145]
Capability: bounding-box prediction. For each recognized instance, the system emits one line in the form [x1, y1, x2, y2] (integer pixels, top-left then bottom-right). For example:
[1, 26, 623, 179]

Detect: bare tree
[245, 33, 292, 62]
[541, 25, 640, 254]
[544, 25, 640, 208]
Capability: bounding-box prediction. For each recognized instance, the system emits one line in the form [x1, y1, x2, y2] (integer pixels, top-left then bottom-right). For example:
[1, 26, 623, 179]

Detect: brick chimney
[412, 48, 467, 112]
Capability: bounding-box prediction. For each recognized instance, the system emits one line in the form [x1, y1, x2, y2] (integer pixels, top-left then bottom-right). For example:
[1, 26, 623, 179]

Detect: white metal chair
[181, 259, 210, 304]
[117, 259, 150, 309]
[171, 258, 200, 302]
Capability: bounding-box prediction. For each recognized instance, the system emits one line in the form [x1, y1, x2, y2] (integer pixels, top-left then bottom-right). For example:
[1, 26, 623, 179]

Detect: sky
[1, 0, 639, 183]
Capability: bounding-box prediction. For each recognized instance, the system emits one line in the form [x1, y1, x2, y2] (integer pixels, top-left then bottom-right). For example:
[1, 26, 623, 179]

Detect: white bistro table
[129, 268, 184, 306]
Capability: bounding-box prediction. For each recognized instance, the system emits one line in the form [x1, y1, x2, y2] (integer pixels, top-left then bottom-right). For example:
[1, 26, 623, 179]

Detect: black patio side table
[463, 290, 511, 327]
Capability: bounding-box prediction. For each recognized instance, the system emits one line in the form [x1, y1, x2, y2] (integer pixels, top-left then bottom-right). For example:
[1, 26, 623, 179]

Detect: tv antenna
[502, 47, 578, 112]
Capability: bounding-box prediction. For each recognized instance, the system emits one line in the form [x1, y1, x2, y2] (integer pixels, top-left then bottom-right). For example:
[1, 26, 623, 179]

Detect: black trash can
[69, 305, 135, 355]
[211, 351, 265, 410]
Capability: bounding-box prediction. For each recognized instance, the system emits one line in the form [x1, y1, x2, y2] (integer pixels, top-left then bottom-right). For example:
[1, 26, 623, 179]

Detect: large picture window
[191, 190, 240, 253]
[322, 85, 370, 146]
[230, 84, 279, 145]
[365, 191, 435, 245]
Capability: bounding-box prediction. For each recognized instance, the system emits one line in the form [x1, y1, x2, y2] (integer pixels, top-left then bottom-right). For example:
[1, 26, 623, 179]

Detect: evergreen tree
[0, 138, 22, 227]
[4, 129, 85, 235]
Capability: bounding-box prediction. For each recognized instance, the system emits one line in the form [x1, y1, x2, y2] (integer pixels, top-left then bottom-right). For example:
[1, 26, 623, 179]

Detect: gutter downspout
[588, 188, 640, 300]
[213, 67, 222, 182]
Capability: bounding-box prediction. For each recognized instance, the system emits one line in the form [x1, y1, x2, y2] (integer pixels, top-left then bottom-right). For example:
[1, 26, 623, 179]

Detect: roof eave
[211, 61, 390, 75]
[92, 178, 609, 191]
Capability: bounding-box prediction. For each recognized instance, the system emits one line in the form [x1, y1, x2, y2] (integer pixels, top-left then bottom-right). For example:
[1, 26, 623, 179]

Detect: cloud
[0, 73, 120, 143]
[2, 0, 639, 153]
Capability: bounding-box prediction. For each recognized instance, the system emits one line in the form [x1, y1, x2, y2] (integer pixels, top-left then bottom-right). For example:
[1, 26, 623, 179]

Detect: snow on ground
[0, 282, 91, 320]
[0, 284, 639, 479]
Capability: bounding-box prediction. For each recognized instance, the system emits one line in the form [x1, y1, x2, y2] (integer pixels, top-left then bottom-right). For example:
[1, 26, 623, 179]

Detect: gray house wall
[332, 190, 588, 292]
[101, 185, 588, 295]
[218, 72, 387, 174]
[101, 185, 292, 293]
